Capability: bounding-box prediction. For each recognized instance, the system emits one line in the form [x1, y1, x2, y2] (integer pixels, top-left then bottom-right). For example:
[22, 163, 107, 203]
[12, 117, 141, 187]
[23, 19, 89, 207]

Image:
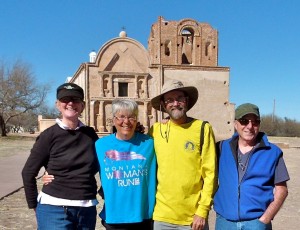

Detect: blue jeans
[36, 203, 97, 230]
[216, 214, 272, 230]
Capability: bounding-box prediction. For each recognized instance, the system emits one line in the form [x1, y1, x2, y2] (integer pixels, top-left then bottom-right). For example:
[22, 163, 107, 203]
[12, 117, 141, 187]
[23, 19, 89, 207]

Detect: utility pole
[272, 99, 276, 122]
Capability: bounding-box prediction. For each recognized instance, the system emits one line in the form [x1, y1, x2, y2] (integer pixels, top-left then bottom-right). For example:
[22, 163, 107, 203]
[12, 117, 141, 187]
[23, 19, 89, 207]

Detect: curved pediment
[95, 37, 150, 73]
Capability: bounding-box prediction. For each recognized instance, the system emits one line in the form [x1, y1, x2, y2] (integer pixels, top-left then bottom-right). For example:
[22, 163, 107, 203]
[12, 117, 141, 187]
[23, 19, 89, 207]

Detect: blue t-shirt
[95, 132, 157, 224]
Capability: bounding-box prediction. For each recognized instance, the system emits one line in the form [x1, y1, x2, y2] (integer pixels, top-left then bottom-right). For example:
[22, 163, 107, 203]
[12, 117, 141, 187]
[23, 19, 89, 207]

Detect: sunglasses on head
[59, 97, 82, 103]
[238, 118, 261, 126]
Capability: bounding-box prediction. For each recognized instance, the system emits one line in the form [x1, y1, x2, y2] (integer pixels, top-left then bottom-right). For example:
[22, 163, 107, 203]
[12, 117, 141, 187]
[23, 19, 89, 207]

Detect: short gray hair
[112, 99, 138, 117]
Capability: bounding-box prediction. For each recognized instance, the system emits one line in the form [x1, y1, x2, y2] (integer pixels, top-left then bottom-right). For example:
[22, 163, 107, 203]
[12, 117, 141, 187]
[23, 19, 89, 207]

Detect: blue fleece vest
[214, 133, 282, 221]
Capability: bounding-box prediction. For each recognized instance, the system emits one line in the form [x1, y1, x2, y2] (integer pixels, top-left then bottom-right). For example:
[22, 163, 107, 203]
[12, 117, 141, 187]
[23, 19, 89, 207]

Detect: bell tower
[148, 16, 218, 66]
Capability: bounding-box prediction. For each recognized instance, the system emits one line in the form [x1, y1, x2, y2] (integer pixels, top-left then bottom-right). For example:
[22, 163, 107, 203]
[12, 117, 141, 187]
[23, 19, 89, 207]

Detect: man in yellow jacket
[149, 79, 217, 230]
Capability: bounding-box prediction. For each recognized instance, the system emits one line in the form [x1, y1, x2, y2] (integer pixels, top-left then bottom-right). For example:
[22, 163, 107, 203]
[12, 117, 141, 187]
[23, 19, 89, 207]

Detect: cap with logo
[56, 83, 84, 100]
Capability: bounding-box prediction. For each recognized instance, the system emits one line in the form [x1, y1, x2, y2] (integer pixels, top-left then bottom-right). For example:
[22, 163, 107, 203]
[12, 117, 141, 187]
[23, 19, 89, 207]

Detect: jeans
[36, 203, 97, 230]
[215, 214, 272, 230]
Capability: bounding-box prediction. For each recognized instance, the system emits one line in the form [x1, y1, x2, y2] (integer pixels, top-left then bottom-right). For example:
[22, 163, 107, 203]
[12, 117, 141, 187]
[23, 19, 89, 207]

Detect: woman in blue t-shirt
[95, 99, 156, 230]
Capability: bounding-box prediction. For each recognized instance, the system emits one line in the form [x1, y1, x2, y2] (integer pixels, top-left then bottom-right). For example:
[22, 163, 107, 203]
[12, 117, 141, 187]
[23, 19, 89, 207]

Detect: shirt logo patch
[185, 141, 195, 152]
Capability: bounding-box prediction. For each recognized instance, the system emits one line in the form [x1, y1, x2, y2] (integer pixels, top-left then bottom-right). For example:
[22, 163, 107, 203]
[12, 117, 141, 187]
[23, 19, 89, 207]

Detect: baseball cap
[235, 103, 260, 119]
[56, 83, 84, 100]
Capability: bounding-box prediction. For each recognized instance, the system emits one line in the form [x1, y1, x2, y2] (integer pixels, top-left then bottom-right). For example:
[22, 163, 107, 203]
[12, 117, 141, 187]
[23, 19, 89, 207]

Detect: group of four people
[22, 80, 289, 230]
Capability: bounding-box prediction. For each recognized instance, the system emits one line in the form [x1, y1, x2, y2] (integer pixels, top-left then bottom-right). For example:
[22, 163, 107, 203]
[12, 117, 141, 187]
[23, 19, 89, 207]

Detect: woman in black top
[22, 83, 99, 229]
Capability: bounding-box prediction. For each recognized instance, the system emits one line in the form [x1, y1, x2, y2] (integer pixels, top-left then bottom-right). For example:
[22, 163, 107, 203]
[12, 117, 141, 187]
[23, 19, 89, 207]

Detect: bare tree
[35, 103, 60, 119]
[0, 59, 49, 136]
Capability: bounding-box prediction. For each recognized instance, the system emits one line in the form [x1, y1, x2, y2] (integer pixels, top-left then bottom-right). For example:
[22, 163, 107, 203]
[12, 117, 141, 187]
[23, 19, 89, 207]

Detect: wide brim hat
[151, 79, 198, 112]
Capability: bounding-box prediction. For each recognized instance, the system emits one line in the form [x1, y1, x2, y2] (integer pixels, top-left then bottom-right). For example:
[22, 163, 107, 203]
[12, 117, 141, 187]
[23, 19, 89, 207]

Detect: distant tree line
[260, 115, 300, 137]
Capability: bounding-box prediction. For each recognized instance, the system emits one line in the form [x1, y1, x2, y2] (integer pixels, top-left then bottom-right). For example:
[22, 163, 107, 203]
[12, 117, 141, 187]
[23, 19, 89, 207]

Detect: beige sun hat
[150, 79, 198, 112]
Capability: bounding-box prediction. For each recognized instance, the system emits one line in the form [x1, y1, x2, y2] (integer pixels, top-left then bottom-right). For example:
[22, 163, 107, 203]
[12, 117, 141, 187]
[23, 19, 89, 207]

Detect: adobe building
[39, 16, 235, 141]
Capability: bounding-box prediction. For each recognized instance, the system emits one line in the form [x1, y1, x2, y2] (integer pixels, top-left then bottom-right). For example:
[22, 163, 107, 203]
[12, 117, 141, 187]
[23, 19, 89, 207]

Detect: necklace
[159, 120, 170, 143]
[238, 152, 251, 171]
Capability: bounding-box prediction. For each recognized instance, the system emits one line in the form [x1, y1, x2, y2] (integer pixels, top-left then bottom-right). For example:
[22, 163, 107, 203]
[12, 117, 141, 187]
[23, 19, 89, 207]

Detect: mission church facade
[39, 16, 235, 141]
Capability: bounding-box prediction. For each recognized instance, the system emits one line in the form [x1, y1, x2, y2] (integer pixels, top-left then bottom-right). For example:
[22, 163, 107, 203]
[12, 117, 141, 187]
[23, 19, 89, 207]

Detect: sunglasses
[238, 118, 261, 126]
[59, 97, 82, 103]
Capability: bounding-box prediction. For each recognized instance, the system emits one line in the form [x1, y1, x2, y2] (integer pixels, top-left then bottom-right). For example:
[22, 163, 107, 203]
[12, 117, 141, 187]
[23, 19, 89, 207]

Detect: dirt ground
[0, 134, 299, 229]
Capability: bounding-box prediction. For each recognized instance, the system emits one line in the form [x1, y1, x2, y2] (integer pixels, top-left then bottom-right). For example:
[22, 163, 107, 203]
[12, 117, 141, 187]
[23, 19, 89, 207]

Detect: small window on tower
[119, 83, 128, 97]
[165, 40, 171, 56]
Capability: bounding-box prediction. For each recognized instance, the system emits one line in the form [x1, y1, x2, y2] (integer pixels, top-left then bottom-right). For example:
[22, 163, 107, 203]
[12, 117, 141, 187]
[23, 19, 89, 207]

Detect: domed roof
[89, 50, 97, 55]
[119, 30, 127, 38]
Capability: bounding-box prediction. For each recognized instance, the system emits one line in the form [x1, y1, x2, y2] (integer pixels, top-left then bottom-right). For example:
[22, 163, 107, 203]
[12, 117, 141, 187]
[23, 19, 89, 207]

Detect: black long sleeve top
[22, 124, 99, 209]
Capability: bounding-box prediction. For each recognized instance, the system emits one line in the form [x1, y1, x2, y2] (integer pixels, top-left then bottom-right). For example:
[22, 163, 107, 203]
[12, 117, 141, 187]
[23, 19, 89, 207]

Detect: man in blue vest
[214, 103, 289, 230]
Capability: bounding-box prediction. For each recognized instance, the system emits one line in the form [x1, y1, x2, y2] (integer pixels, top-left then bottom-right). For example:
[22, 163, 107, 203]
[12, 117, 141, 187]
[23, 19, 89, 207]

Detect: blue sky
[1, 0, 299, 121]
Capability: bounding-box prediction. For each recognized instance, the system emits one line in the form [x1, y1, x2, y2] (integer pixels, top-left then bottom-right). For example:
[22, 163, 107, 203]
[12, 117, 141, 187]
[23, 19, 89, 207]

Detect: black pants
[101, 219, 153, 230]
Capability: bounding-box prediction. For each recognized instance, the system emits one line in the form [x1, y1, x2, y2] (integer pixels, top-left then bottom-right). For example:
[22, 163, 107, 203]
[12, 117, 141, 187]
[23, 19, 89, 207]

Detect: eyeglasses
[238, 118, 261, 126]
[164, 96, 187, 105]
[59, 97, 82, 103]
[114, 115, 137, 122]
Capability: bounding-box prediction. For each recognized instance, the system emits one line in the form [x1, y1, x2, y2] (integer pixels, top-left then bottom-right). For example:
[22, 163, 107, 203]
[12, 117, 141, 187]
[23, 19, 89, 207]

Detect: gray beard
[169, 109, 186, 120]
